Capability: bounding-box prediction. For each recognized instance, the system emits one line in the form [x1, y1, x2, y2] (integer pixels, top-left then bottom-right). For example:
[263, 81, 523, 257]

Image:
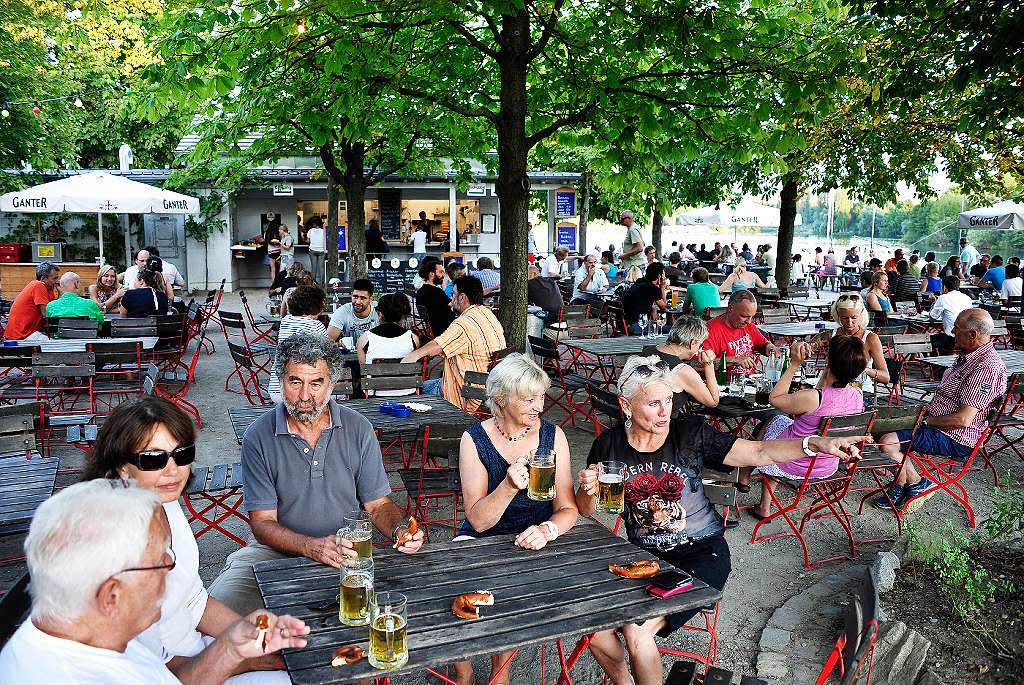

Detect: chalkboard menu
[366, 257, 418, 294]
[378, 189, 402, 240]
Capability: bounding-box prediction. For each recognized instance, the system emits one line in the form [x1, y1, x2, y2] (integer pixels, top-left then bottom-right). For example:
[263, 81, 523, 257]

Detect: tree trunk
[578, 169, 591, 254]
[326, 175, 340, 280]
[494, 10, 531, 351]
[652, 202, 663, 258]
[776, 174, 801, 294]
[321, 142, 369, 280]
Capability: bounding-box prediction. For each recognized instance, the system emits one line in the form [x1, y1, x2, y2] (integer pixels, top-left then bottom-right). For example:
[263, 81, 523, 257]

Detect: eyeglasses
[620, 360, 670, 385]
[115, 539, 176, 575]
[131, 443, 196, 471]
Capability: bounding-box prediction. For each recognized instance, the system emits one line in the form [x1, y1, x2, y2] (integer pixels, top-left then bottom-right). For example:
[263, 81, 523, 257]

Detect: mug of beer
[337, 511, 373, 559]
[369, 591, 408, 670]
[598, 461, 625, 514]
[527, 450, 556, 501]
[340, 557, 374, 626]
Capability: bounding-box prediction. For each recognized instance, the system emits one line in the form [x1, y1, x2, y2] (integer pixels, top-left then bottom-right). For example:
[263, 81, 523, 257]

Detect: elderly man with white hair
[45, 271, 105, 321]
[619, 210, 646, 273]
[873, 308, 1007, 514]
[574, 355, 868, 685]
[0, 479, 308, 684]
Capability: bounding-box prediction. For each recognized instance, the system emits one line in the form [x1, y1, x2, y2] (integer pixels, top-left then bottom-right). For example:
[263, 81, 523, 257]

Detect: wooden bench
[182, 461, 249, 547]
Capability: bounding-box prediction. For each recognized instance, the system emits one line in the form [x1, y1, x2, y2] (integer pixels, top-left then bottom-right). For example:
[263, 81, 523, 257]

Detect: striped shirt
[267, 316, 330, 397]
[433, 304, 505, 411]
[927, 341, 1007, 447]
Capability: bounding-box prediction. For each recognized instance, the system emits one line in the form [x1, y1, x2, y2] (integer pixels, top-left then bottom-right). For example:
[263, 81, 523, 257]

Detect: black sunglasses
[131, 443, 196, 471]
[837, 294, 861, 302]
[621, 360, 670, 385]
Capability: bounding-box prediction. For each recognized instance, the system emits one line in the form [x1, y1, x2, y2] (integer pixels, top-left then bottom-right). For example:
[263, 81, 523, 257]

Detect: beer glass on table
[369, 591, 409, 670]
[337, 510, 373, 560]
[527, 450, 556, 501]
[340, 557, 374, 626]
[597, 461, 625, 514]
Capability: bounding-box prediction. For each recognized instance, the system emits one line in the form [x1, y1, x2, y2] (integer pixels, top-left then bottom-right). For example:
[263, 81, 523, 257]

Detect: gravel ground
[3, 290, 1022, 683]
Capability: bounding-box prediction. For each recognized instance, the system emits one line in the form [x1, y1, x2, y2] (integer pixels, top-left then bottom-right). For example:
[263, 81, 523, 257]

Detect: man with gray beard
[208, 334, 424, 615]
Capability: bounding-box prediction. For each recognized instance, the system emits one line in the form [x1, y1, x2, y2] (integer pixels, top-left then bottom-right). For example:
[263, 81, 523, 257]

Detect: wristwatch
[802, 436, 817, 457]
[539, 521, 559, 540]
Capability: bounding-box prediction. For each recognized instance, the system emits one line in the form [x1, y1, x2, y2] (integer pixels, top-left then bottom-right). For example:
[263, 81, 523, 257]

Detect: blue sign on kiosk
[556, 224, 576, 251]
[338, 225, 347, 252]
[555, 189, 576, 217]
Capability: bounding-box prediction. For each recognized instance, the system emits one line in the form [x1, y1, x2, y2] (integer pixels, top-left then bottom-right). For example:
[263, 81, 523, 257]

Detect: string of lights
[1, 90, 103, 118]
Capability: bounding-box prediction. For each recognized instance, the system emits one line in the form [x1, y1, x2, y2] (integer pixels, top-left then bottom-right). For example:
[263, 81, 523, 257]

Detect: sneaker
[872, 484, 907, 511]
[902, 478, 936, 513]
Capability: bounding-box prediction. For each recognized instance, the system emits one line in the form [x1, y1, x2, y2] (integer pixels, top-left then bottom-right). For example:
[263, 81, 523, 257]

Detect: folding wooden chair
[527, 335, 591, 429]
[228, 341, 272, 407]
[183, 461, 249, 546]
[56, 318, 100, 339]
[750, 411, 875, 568]
[398, 423, 466, 540]
[238, 289, 277, 345]
[703, 306, 727, 321]
[758, 307, 793, 324]
[983, 372, 1024, 483]
[585, 382, 621, 435]
[815, 569, 879, 685]
[220, 311, 274, 394]
[32, 352, 95, 419]
[89, 340, 146, 412]
[359, 361, 423, 397]
[603, 301, 628, 336]
[110, 316, 157, 339]
[460, 370, 490, 420]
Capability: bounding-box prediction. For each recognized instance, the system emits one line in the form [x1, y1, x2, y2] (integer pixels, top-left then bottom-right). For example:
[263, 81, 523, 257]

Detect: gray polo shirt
[240, 400, 391, 538]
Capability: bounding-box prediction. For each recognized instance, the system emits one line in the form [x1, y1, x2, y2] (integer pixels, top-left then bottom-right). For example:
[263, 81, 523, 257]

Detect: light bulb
[74, 96, 83, 108]
[32, 104, 40, 114]
[1, 109, 8, 118]
[297, 21, 306, 33]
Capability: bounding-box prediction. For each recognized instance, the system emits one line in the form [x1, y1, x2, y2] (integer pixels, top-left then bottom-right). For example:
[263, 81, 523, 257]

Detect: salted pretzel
[254, 613, 270, 651]
[331, 645, 366, 667]
[396, 517, 419, 545]
[452, 591, 494, 619]
[608, 560, 661, 579]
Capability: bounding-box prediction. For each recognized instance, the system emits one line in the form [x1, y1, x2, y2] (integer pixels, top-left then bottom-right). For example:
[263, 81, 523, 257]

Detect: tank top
[365, 329, 416, 397]
[731, 273, 753, 292]
[457, 420, 556, 538]
[927, 276, 941, 294]
[776, 386, 864, 478]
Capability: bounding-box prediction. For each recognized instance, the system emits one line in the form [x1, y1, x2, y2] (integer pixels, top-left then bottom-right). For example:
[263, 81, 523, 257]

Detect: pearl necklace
[494, 419, 532, 443]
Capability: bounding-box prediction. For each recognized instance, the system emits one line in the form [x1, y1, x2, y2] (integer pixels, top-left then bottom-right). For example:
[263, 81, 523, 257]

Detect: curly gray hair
[274, 333, 346, 382]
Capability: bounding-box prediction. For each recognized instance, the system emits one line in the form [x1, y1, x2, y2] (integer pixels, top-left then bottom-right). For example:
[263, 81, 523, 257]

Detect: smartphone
[646, 569, 694, 598]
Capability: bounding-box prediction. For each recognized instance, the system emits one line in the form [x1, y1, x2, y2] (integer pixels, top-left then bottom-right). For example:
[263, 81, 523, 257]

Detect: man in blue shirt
[981, 254, 1007, 291]
[959, 237, 980, 279]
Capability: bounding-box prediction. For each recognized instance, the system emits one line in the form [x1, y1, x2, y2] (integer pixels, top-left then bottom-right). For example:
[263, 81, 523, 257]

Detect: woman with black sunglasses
[82, 397, 290, 684]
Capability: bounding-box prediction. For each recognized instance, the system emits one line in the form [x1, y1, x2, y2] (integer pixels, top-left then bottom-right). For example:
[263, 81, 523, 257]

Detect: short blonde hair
[617, 354, 680, 401]
[734, 257, 748, 275]
[96, 264, 116, 283]
[831, 295, 869, 330]
[486, 353, 550, 414]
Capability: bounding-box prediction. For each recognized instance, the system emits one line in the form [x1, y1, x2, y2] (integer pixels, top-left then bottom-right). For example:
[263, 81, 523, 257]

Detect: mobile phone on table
[646, 569, 694, 598]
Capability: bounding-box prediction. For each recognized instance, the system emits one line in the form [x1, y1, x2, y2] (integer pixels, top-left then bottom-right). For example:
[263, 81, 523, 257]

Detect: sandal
[735, 482, 752, 493]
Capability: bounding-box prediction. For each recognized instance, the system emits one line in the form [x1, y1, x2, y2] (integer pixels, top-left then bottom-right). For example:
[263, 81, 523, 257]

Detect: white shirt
[135, 502, 208, 661]
[0, 620, 179, 685]
[542, 254, 567, 279]
[679, 248, 696, 261]
[930, 290, 974, 336]
[1000, 277, 1022, 299]
[411, 230, 427, 253]
[573, 263, 609, 296]
[160, 261, 184, 287]
[123, 264, 141, 287]
[307, 227, 325, 253]
[959, 245, 979, 272]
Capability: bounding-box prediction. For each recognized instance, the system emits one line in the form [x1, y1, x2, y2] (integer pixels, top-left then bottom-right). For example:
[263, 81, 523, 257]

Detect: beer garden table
[758, 321, 838, 341]
[558, 335, 668, 385]
[227, 396, 478, 445]
[6, 336, 159, 352]
[924, 349, 1024, 374]
[253, 522, 721, 685]
[777, 299, 834, 321]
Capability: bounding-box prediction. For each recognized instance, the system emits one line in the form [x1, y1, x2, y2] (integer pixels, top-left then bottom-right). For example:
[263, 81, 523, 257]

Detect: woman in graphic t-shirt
[575, 355, 866, 685]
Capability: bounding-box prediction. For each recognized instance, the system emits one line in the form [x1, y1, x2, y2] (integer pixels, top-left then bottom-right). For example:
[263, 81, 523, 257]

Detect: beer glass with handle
[527, 449, 556, 501]
[597, 461, 626, 514]
[337, 510, 373, 559]
[369, 591, 408, 670]
[340, 557, 374, 626]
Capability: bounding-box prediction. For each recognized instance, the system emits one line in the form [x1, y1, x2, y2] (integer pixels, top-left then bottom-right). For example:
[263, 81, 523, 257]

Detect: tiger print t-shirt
[587, 416, 736, 549]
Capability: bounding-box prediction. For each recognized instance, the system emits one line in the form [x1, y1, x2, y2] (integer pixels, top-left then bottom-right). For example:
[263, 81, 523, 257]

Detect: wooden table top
[925, 349, 1024, 374]
[0, 456, 59, 534]
[6, 336, 159, 351]
[758, 321, 839, 338]
[228, 396, 477, 445]
[254, 522, 721, 685]
[778, 298, 835, 308]
[560, 335, 668, 356]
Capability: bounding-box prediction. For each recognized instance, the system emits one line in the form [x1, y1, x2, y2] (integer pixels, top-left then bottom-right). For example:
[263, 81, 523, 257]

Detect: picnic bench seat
[182, 461, 249, 547]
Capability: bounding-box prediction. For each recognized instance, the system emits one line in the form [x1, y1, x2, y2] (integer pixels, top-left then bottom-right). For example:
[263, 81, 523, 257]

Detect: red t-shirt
[701, 315, 768, 360]
[5, 280, 55, 340]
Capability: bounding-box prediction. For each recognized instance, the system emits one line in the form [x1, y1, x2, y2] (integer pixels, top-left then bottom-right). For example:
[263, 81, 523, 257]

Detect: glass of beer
[337, 511, 373, 559]
[340, 557, 374, 626]
[369, 591, 408, 670]
[597, 461, 625, 514]
[527, 450, 556, 501]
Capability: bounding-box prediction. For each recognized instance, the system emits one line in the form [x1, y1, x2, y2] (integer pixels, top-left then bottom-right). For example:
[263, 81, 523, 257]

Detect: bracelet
[540, 521, 559, 540]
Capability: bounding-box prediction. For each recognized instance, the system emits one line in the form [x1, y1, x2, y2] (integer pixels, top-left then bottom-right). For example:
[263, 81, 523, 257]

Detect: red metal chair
[979, 372, 1024, 484]
[750, 411, 875, 569]
[238, 289, 277, 346]
[527, 335, 592, 429]
[398, 423, 465, 540]
[182, 461, 249, 547]
[815, 568, 878, 685]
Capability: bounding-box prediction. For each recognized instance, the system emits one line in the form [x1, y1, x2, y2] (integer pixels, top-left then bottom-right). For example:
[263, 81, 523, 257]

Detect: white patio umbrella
[677, 200, 802, 242]
[957, 201, 1024, 230]
[0, 171, 200, 264]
